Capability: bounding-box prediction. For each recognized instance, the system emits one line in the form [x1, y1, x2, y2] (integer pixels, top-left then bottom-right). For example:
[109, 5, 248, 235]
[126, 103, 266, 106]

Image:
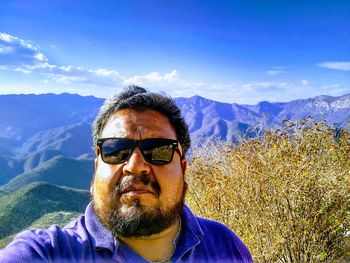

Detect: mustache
[114, 173, 161, 196]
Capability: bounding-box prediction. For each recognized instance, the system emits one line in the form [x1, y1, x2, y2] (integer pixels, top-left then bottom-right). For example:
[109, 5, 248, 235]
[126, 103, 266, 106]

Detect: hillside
[0, 182, 89, 239]
[0, 156, 94, 192]
[0, 211, 82, 249]
[22, 149, 65, 172]
[0, 190, 7, 198]
[16, 122, 94, 158]
[29, 211, 82, 230]
[0, 156, 24, 185]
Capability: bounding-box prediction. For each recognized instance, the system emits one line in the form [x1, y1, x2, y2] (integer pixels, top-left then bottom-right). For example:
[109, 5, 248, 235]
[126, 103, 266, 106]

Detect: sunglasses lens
[98, 138, 178, 165]
[142, 139, 175, 165]
[100, 139, 133, 164]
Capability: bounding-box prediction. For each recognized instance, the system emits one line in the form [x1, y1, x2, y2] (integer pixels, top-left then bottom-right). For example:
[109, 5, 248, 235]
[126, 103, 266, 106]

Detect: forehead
[100, 109, 177, 140]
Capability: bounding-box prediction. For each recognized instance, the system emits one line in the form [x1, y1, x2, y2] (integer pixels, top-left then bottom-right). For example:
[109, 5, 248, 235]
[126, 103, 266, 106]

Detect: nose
[122, 147, 151, 175]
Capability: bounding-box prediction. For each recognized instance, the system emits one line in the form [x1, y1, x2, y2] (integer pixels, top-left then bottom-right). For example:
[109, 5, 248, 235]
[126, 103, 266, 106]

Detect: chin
[92, 193, 185, 238]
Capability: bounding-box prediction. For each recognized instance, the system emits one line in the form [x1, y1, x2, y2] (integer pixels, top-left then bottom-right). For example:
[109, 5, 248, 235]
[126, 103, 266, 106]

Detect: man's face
[91, 109, 187, 237]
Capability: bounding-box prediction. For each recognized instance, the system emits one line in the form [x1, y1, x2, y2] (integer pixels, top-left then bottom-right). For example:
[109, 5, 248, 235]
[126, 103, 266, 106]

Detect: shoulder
[196, 216, 253, 262]
[0, 226, 62, 262]
[0, 215, 89, 262]
[197, 216, 239, 239]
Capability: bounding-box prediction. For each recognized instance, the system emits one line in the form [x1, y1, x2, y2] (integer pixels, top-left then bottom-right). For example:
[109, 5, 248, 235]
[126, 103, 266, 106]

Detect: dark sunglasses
[96, 138, 183, 165]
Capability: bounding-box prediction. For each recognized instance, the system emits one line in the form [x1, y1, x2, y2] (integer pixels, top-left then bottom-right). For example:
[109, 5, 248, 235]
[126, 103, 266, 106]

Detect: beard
[91, 173, 187, 238]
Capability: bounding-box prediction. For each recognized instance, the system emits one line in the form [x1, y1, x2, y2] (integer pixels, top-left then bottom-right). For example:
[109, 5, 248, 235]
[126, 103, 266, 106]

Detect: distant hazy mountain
[1, 156, 94, 192]
[176, 93, 350, 144]
[176, 95, 263, 142]
[22, 149, 65, 172]
[243, 94, 350, 125]
[0, 93, 102, 145]
[17, 122, 94, 158]
[0, 182, 89, 239]
[0, 137, 18, 156]
[0, 92, 349, 183]
[0, 156, 23, 185]
[1, 92, 349, 150]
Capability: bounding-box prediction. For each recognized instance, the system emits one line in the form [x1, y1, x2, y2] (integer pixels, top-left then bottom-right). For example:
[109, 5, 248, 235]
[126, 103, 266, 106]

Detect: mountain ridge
[0, 156, 94, 192]
[0, 92, 349, 183]
[0, 182, 89, 239]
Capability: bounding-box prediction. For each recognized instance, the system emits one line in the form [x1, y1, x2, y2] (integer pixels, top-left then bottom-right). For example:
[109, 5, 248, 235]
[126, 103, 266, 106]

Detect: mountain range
[0, 92, 349, 189]
[1, 93, 350, 149]
[177, 94, 350, 142]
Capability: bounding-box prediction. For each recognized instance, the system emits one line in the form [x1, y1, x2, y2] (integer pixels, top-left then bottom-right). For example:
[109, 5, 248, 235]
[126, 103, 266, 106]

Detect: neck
[118, 218, 181, 262]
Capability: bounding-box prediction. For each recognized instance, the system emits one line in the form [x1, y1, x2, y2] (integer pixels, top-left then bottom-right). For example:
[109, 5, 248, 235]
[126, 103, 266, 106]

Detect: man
[0, 86, 252, 262]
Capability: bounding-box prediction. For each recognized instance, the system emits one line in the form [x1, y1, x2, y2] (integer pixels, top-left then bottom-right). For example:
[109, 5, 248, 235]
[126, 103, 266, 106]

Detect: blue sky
[0, 0, 349, 104]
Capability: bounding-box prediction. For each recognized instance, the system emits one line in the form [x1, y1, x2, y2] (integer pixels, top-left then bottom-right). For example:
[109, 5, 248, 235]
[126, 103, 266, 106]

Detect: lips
[121, 185, 154, 195]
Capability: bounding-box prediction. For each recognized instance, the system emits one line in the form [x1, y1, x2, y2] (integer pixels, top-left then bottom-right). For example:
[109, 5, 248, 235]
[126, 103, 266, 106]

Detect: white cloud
[318, 61, 350, 71]
[242, 82, 288, 91]
[123, 70, 179, 86]
[318, 84, 350, 96]
[266, 70, 285, 76]
[33, 52, 47, 62]
[320, 84, 340, 90]
[164, 70, 178, 81]
[301, 79, 309, 86]
[46, 66, 124, 86]
[0, 32, 125, 87]
[0, 45, 14, 54]
[0, 33, 297, 103]
[266, 66, 286, 76]
[91, 68, 121, 78]
[0, 33, 14, 42]
[0, 32, 51, 72]
[1, 32, 349, 104]
[55, 76, 87, 84]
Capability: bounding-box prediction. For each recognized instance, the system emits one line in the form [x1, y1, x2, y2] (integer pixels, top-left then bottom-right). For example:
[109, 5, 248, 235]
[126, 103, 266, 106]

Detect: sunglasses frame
[96, 137, 183, 165]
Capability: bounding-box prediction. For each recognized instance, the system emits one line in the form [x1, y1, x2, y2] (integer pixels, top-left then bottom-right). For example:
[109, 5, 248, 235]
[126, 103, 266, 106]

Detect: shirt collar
[181, 204, 204, 237]
[172, 204, 203, 262]
[84, 202, 204, 256]
[85, 202, 115, 252]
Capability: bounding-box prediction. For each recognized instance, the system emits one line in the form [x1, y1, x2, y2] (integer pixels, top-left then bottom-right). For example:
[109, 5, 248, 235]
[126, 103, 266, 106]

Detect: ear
[181, 157, 187, 175]
[94, 146, 99, 171]
[91, 147, 99, 195]
[90, 182, 94, 195]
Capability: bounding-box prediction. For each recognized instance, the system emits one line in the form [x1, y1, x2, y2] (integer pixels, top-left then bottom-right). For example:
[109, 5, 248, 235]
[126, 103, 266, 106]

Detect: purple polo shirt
[0, 203, 253, 262]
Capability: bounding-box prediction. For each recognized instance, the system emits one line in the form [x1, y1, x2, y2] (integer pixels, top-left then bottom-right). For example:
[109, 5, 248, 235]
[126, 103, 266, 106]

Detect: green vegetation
[186, 120, 350, 262]
[29, 211, 82, 229]
[0, 182, 89, 241]
[0, 211, 82, 249]
[1, 156, 93, 192]
[0, 190, 7, 198]
[0, 235, 15, 249]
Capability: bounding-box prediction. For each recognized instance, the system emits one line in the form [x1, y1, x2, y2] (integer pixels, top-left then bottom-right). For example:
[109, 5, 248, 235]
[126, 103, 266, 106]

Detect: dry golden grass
[186, 119, 350, 262]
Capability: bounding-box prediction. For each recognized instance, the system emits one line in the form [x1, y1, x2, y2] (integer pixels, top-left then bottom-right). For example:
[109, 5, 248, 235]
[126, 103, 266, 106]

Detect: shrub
[186, 120, 350, 262]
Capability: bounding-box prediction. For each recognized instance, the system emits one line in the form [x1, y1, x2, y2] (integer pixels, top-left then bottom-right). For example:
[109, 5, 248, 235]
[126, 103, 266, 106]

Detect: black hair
[92, 86, 191, 155]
